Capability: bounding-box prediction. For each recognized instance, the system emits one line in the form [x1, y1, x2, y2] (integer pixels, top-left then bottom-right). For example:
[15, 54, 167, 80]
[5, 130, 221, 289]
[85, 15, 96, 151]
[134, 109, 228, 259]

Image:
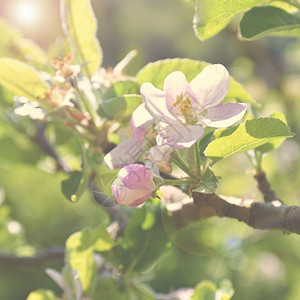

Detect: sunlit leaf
[26, 289, 57, 300]
[191, 280, 216, 300]
[61, 0, 102, 78]
[0, 58, 48, 102]
[103, 80, 140, 100]
[256, 112, 289, 154]
[205, 117, 293, 162]
[65, 226, 115, 296]
[193, 0, 267, 40]
[137, 58, 257, 105]
[97, 94, 142, 121]
[65, 230, 96, 295]
[240, 6, 300, 40]
[18, 39, 48, 66]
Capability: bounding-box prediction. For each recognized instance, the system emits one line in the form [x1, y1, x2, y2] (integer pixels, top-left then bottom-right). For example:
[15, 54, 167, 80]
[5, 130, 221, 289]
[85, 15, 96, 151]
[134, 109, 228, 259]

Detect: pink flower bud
[112, 164, 156, 207]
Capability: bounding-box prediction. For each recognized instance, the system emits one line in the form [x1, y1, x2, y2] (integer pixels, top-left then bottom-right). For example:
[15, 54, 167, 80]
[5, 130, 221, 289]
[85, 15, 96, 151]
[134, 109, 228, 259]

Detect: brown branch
[253, 170, 281, 203]
[0, 246, 64, 268]
[171, 193, 300, 235]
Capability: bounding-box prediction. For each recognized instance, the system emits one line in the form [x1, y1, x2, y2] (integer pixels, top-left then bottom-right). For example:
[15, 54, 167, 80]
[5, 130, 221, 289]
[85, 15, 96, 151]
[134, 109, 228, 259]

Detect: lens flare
[11, 1, 41, 27]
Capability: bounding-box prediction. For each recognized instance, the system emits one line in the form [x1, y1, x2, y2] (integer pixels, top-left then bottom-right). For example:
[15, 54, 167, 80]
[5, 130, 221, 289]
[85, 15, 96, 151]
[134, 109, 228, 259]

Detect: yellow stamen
[173, 92, 196, 123]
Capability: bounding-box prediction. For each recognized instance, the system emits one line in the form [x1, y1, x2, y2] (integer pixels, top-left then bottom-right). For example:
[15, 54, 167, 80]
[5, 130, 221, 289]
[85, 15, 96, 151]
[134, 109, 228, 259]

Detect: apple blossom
[139, 64, 247, 148]
[104, 104, 156, 169]
[145, 145, 174, 174]
[112, 164, 156, 207]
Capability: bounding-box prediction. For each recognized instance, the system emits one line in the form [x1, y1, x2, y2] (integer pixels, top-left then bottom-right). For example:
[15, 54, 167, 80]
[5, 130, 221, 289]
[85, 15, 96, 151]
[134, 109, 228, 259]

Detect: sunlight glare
[14, 1, 41, 26]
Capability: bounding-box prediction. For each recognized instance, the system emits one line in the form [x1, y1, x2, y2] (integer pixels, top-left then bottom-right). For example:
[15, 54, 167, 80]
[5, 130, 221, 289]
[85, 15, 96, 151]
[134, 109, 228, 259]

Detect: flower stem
[194, 141, 202, 177]
[158, 178, 195, 187]
[173, 150, 196, 178]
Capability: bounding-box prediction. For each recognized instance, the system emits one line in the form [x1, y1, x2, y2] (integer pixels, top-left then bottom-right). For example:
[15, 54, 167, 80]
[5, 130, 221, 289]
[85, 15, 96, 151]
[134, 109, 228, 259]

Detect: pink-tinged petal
[163, 71, 197, 118]
[157, 124, 204, 149]
[141, 82, 179, 124]
[202, 103, 247, 128]
[189, 64, 230, 112]
[130, 104, 154, 146]
[112, 178, 152, 206]
[112, 164, 156, 206]
[104, 139, 142, 169]
[118, 164, 156, 190]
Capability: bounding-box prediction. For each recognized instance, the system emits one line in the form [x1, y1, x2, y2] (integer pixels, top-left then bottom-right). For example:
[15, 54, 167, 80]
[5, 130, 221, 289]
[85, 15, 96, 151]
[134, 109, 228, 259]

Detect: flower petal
[103, 139, 142, 169]
[163, 71, 196, 118]
[141, 82, 179, 124]
[189, 64, 230, 112]
[202, 103, 247, 128]
[130, 104, 154, 146]
[112, 177, 151, 206]
[157, 124, 204, 149]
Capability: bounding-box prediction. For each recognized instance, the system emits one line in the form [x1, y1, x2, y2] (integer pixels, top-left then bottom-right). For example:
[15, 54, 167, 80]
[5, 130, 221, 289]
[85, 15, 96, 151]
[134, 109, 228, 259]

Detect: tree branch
[253, 170, 282, 203]
[170, 193, 300, 235]
[0, 246, 64, 268]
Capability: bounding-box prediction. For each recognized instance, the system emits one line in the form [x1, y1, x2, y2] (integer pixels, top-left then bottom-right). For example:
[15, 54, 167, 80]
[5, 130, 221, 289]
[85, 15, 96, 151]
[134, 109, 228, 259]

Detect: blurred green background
[1, 0, 300, 299]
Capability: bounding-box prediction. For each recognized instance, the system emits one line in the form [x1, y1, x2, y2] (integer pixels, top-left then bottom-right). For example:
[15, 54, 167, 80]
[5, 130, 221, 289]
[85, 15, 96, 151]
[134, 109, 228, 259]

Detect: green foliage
[193, 0, 267, 40]
[113, 205, 169, 272]
[61, 171, 86, 202]
[26, 290, 57, 300]
[0, 59, 48, 102]
[205, 117, 293, 163]
[103, 80, 140, 99]
[61, 0, 102, 78]
[191, 280, 234, 300]
[137, 58, 256, 105]
[65, 226, 116, 296]
[240, 6, 300, 40]
[256, 112, 289, 154]
[193, 167, 218, 194]
[98, 94, 142, 121]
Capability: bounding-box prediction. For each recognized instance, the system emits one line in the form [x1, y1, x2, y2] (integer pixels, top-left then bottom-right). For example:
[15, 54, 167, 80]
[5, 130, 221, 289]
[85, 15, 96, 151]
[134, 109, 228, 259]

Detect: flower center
[173, 92, 197, 124]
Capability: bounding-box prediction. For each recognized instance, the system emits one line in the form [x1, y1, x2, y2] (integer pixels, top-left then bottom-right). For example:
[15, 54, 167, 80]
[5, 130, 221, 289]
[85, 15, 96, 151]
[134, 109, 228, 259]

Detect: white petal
[189, 64, 230, 112]
[157, 124, 204, 149]
[104, 139, 142, 169]
[202, 103, 247, 128]
[130, 104, 154, 145]
[141, 82, 179, 124]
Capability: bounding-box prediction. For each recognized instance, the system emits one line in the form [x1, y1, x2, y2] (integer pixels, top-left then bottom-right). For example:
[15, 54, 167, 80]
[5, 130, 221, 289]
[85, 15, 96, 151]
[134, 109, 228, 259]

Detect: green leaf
[137, 58, 257, 105]
[193, 0, 267, 41]
[218, 279, 234, 300]
[240, 6, 300, 40]
[193, 168, 218, 194]
[61, 0, 102, 78]
[227, 78, 258, 106]
[113, 206, 169, 271]
[65, 230, 96, 295]
[191, 281, 216, 300]
[61, 171, 85, 202]
[26, 289, 57, 300]
[137, 58, 209, 88]
[97, 94, 142, 121]
[0, 58, 48, 102]
[256, 112, 288, 154]
[61, 144, 89, 202]
[205, 117, 293, 162]
[103, 80, 140, 99]
[18, 39, 48, 66]
[65, 226, 115, 296]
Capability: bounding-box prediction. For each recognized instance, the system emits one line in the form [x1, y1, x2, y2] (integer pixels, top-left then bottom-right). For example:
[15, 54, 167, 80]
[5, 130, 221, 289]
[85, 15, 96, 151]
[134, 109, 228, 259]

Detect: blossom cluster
[105, 64, 247, 206]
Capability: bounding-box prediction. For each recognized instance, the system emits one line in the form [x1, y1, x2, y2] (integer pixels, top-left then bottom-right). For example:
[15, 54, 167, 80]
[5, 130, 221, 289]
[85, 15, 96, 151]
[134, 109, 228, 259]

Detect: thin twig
[0, 246, 64, 268]
[253, 170, 282, 203]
